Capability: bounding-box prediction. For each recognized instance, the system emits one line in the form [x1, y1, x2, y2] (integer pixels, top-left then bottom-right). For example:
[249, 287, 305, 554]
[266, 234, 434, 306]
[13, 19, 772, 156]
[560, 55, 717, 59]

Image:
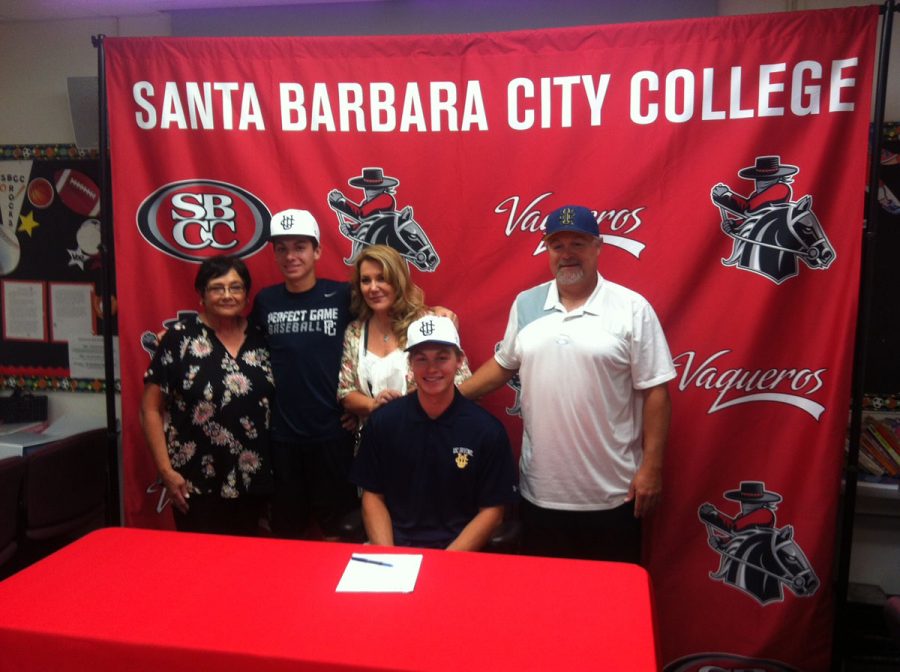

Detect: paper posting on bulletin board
[2, 280, 46, 341]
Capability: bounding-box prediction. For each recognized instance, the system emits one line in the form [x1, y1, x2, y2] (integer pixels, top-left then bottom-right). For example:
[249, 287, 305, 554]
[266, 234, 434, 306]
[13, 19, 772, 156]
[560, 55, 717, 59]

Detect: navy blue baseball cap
[543, 205, 600, 239]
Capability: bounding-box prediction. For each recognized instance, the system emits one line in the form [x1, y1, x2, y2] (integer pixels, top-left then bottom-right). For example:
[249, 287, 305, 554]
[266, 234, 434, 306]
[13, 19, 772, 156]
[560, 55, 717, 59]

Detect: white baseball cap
[405, 315, 461, 351]
[269, 209, 320, 243]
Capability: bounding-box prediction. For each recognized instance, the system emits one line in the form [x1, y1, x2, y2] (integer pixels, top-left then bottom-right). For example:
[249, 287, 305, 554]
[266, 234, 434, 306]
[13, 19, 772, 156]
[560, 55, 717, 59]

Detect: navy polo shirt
[350, 390, 518, 549]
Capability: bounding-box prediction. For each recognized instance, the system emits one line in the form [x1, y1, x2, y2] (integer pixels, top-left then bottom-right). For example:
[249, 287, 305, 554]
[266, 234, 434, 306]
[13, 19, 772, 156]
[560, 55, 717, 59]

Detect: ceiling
[0, 0, 374, 23]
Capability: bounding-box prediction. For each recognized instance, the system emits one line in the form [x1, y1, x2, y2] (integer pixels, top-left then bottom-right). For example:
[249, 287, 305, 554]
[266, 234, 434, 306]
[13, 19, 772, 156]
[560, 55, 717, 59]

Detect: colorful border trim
[2, 375, 119, 394]
[862, 393, 900, 411]
[0, 144, 99, 161]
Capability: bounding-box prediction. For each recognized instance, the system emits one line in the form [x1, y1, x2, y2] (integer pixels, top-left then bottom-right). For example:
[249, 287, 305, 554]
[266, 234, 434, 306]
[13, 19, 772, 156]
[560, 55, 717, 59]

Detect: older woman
[338, 245, 469, 422]
[141, 254, 274, 536]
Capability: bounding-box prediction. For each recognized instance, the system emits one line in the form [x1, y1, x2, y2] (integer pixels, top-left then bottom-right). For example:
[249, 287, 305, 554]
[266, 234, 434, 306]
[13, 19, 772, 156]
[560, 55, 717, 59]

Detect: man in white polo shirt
[460, 204, 675, 563]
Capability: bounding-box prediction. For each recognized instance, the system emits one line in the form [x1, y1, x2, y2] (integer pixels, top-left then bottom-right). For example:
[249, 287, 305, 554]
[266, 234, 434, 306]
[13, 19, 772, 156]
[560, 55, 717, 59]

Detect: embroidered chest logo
[452, 446, 473, 469]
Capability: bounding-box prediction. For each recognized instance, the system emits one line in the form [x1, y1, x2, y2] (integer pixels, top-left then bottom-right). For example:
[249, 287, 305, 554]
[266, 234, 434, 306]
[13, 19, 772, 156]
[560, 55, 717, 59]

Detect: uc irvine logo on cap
[405, 315, 460, 351]
[419, 318, 436, 337]
[269, 208, 320, 242]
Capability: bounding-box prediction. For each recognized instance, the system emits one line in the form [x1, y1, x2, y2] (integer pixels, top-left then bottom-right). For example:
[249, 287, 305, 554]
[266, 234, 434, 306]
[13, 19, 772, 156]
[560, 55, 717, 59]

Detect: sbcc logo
[137, 180, 270, 262]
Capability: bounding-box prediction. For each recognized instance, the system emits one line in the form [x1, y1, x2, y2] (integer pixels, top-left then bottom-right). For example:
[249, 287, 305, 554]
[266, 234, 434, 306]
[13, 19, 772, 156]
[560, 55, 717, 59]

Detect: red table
[0, 527, 658, 671]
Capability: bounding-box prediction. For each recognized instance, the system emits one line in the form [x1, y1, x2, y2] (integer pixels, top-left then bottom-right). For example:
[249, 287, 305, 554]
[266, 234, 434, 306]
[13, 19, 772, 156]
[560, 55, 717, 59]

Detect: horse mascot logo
[328, 167, 440, 271]
[710, 155, 835, 284]
[698, 481, 819, 605]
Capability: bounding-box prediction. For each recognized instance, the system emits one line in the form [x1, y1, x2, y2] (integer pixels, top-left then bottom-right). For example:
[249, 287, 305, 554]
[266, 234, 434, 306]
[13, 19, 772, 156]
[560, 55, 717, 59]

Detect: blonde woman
[338, 245, 469, 422]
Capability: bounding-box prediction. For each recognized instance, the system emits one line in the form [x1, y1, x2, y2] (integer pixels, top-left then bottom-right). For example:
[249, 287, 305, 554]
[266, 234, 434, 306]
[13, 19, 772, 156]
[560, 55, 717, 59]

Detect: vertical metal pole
[832, 2, 895, 669]
[92, 33, 121, 527]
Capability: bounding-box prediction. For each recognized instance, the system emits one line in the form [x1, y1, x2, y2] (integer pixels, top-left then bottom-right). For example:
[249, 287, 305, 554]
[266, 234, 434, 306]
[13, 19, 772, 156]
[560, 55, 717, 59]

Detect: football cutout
[54, 169, 100, 217]
[27, 177, 54, 209]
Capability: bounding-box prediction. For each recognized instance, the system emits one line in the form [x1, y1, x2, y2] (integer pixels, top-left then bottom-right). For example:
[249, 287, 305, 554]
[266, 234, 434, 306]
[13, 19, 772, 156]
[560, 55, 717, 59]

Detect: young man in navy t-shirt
[252, 208, 358, 539]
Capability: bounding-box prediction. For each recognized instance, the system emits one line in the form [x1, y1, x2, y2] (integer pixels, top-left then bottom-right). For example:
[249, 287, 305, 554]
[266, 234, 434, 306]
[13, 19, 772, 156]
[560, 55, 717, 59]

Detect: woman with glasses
[141, 254, 275, 535]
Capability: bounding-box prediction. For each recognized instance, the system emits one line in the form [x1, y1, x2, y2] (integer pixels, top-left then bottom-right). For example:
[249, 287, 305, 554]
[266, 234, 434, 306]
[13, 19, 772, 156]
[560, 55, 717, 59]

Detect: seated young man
[350, 316, 518, 551]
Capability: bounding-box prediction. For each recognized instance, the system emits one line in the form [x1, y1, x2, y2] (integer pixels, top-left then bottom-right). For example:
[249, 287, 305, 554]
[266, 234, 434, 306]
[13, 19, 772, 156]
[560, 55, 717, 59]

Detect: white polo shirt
[495, 273, 676, 511]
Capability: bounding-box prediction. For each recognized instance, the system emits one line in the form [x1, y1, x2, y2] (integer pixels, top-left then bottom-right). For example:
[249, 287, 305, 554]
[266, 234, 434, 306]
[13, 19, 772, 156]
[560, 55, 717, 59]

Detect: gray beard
[556, 266, 585, 285]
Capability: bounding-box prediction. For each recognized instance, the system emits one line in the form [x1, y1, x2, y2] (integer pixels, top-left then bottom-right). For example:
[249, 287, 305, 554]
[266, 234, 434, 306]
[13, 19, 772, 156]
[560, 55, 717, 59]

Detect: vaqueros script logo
[711, 155, 835, 284]
[496, 192, 646, 258]
[674, 349, 826, 420]
[664, 652, 799, 672]
[327, 167, 440, 271]
[137, 180, 271, 262]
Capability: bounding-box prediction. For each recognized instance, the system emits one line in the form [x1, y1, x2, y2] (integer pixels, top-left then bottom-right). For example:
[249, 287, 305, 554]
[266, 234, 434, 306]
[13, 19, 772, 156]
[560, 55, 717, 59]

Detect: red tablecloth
[0, 527, 658, 671]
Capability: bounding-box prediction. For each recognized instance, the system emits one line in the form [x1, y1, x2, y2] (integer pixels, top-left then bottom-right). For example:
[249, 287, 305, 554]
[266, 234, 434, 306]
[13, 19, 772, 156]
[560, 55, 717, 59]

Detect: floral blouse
[337, 318, 471, 402]
[144, 316, 275, 499]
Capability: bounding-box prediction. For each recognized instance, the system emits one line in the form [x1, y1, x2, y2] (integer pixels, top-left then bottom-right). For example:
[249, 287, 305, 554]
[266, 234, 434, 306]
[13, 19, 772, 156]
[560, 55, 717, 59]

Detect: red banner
[106, 8, 877, 669]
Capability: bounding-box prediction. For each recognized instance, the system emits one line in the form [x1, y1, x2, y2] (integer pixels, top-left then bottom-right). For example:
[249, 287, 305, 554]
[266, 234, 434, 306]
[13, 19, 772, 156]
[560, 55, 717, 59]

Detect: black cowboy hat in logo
[724, 481, 783, 503]
[738, 155, 799, 180]
[348, 167, 400, 189]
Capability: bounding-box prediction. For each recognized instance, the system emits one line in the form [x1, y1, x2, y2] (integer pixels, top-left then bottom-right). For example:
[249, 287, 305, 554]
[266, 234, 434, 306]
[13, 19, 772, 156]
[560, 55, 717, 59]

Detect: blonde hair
[350, 245, 426, 346]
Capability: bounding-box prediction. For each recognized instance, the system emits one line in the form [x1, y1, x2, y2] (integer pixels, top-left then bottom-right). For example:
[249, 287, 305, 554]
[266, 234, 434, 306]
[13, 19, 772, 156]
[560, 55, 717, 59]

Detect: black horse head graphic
[328, 169, 440, 272]
[700, 516, 819, 605]
[719, 196, 835, 284]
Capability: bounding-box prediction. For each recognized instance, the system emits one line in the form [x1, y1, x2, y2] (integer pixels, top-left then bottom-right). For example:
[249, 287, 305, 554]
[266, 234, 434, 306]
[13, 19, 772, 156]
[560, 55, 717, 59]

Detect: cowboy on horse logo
[710, 155, 836, 284]
[698, 481, 820, 605]
[327, 167, 440, 271]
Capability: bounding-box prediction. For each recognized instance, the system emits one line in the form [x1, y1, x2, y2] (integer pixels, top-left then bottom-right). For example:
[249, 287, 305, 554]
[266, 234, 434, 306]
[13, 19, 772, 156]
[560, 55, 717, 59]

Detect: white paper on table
[336, 553, 423, 593]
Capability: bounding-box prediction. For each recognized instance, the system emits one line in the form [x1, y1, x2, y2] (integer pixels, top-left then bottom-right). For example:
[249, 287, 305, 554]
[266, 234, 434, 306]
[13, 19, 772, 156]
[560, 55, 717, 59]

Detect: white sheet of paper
[336, 553, 423, 593]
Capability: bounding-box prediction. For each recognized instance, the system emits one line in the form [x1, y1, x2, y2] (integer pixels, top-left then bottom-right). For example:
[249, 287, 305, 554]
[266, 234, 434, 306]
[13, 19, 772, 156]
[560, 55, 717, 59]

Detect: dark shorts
[269, 435, 360, 539]
[519, 497, 642, 564]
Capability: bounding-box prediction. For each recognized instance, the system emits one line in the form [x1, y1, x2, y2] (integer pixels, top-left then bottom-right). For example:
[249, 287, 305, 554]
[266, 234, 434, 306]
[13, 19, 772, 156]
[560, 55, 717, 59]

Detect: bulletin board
[0, 144, 117, 392]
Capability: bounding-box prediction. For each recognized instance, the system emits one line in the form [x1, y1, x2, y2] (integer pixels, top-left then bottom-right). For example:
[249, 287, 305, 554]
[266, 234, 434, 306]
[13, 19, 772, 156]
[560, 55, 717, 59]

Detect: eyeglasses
[206, 283, 246, 297]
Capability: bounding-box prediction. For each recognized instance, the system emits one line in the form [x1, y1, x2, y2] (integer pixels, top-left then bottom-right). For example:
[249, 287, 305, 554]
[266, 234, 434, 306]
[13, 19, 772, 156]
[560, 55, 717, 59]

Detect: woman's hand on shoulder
[430, 306, 459, 328]
[373, 388, 403, 411]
